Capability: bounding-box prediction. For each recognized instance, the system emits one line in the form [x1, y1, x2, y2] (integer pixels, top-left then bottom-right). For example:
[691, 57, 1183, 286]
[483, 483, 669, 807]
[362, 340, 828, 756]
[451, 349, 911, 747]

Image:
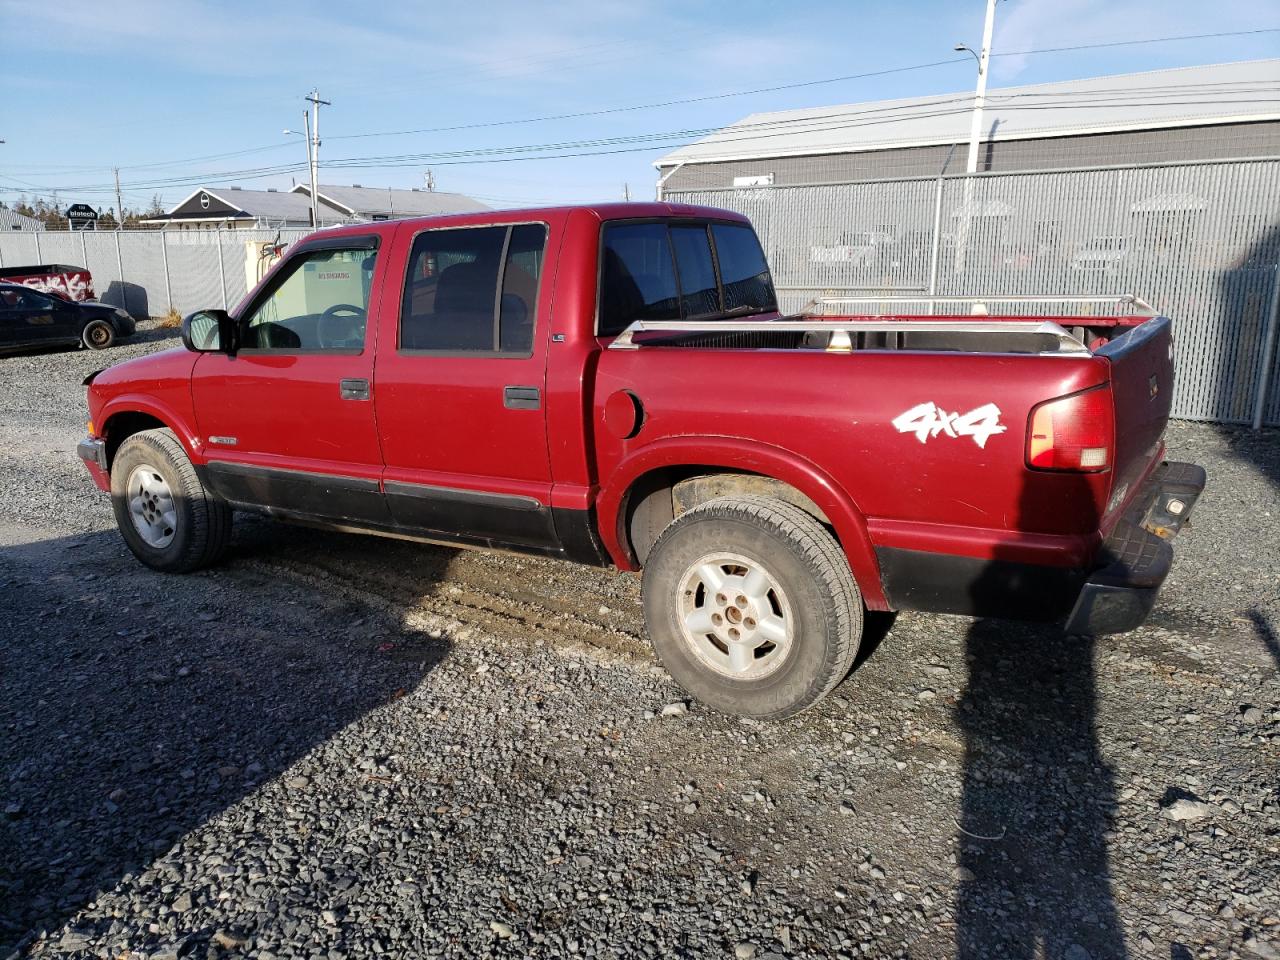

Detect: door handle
[503, 385, 541, 410]
[340, 378, 370, 401]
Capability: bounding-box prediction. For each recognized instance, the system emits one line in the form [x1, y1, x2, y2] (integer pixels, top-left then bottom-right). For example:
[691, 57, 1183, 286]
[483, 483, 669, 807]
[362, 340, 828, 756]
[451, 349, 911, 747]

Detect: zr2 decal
[892, 402, 1007, 449]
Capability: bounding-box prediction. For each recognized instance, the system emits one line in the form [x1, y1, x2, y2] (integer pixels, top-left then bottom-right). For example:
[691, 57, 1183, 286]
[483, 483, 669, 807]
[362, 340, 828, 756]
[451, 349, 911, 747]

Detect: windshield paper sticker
[892, 402, 1006, 449]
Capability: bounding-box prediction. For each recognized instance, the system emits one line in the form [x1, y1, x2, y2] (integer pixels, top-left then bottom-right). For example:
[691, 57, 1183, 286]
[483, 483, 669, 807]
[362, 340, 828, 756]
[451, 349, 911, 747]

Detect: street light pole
[303, 110, 319, 228]
[959, 0, 998, 174]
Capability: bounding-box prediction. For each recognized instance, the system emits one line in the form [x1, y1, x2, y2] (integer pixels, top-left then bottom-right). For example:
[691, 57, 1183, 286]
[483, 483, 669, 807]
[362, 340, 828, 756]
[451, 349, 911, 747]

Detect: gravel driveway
[2, 324, 1278, 960]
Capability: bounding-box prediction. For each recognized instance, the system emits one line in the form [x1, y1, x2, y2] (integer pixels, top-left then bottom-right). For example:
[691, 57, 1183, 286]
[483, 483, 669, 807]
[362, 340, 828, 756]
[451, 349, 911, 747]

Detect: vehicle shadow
[955, 473, 1127, 957]
[1214, 224, 1280, 490]
[1246, 606, 1280, 672]
[0, 526, 451, 955]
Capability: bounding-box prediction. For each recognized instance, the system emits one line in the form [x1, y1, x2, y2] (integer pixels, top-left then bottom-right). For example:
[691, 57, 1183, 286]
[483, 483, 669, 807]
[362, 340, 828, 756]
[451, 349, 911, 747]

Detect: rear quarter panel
[593, 347, 1115, 594]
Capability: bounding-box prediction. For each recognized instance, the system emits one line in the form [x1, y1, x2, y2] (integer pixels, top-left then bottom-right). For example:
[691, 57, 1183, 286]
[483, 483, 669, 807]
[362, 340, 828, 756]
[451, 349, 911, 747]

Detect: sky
[1, 0, 1277, 214]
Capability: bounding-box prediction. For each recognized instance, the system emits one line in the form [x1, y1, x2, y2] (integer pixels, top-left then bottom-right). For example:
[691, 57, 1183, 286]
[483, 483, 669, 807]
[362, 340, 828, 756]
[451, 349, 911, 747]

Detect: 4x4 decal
[892, 401, 1006, 449]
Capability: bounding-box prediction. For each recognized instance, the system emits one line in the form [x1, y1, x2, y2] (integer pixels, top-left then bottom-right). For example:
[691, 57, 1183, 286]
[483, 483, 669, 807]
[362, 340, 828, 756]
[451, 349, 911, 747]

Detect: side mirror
[181, 309, 237, 354]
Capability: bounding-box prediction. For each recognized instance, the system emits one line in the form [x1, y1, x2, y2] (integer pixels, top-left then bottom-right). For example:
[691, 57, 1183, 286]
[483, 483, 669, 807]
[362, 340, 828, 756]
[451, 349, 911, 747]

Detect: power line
[994, 27, 1280, 57]
[4, 84, 1275, 196]
[327, 58, 973, 141]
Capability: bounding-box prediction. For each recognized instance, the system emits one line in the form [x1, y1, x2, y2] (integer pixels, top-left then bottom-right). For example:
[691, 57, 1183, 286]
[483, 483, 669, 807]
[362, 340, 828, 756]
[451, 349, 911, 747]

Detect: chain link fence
[669, 157, 1280, 426]
[3, 159, 1279, 423]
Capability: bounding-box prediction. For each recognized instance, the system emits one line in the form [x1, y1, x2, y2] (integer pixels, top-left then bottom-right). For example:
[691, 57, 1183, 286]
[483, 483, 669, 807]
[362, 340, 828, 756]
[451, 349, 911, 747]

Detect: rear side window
[400, 223, 547, 354]
[712, 223, 776, 314]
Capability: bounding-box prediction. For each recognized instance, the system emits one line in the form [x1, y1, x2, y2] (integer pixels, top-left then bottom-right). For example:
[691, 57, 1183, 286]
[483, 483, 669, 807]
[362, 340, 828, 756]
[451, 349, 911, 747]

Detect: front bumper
[1064, 460, 1206, 635]
[77, 436, 111, 491]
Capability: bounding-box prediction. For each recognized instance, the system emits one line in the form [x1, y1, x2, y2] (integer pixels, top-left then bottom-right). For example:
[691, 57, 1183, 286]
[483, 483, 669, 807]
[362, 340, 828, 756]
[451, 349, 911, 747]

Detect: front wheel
[82, 319, 115, 350]
[110, 428, 232, 572]
[642, 496, 863, 719]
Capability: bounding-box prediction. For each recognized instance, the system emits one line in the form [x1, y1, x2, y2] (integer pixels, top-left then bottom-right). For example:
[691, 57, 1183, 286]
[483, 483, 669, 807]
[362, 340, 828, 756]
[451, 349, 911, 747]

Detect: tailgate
[1096, 316, 1174, 521]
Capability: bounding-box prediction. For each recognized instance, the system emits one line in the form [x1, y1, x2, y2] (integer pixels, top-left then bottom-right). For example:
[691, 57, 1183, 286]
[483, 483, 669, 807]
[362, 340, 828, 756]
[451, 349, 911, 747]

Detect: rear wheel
[642, 496, 862, 719]
[110, 428, 232, 572]
[83, 319, 115, 350]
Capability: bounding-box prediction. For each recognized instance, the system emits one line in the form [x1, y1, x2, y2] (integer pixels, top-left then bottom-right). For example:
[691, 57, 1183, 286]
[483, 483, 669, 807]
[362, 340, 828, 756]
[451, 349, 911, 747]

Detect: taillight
[1026, 386, 1114, 472]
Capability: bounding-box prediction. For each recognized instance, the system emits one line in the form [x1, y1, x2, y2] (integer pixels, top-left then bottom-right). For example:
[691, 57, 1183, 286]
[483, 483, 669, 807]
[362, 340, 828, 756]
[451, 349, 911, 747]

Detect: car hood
[79, 300, 121, 314]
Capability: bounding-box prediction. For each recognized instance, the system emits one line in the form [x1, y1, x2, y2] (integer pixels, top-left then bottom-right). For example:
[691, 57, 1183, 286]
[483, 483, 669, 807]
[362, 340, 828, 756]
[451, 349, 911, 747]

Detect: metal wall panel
[658, 121, 1280, 191]
[670, 158, 1280, 425]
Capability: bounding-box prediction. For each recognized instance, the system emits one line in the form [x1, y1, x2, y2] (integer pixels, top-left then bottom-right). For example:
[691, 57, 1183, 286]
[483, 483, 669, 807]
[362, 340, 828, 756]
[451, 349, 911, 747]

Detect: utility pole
[304, 89, 330, 228]
[424, 169, 435, 192]
[114, 168, 124, 230]
[959, 0, 997, 174]
[623, 183, 631, 202]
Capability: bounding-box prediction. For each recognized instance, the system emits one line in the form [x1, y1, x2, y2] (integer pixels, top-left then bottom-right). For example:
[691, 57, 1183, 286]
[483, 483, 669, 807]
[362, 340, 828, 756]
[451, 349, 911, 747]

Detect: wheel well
[624, 467, 832, 566]
[103, 412, 167, 467]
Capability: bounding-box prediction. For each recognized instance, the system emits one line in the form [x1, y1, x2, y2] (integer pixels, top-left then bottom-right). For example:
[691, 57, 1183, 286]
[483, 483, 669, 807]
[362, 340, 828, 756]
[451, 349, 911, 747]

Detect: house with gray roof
[290, 184, 487, 220]
[141, 186, 347, 230]
[143, 183, 487, 230]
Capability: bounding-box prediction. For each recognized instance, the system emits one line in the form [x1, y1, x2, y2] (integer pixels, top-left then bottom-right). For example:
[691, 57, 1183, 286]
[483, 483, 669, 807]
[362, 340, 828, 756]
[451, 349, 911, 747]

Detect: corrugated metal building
[0, 208, 44, 232]
[655, 60, 1280, 192]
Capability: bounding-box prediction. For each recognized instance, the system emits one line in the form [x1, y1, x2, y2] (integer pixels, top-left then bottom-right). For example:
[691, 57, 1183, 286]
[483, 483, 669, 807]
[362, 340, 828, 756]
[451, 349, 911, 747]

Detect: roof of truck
[293, 202, 752, 241]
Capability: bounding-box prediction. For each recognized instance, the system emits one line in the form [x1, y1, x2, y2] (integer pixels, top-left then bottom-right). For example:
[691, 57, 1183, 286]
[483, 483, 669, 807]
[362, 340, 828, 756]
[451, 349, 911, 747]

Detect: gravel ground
[1, 325, 1278, 960]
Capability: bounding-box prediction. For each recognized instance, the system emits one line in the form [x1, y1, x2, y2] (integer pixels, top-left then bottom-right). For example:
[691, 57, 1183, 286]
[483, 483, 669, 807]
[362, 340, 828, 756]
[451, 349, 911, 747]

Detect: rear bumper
[874, 460, 1205, 634]
[1063, 460, 1206, 635]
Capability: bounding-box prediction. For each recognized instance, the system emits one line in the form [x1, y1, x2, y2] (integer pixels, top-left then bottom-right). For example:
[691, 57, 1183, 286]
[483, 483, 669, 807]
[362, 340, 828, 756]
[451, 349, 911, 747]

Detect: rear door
[190, 235, 390, 524]
[373, 218, 557, 549]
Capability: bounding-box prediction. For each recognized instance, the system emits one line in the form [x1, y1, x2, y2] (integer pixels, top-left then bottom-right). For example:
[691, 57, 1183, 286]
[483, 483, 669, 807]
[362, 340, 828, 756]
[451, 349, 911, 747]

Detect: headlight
[114, 308, 131, 321]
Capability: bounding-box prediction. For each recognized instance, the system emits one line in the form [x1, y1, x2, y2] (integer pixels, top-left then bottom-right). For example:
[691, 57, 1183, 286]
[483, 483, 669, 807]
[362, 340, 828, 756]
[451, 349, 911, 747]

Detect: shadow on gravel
[1246, 606, 1280, 672]
[0, 529, 450, 955]
[955, 473, 1126, 958]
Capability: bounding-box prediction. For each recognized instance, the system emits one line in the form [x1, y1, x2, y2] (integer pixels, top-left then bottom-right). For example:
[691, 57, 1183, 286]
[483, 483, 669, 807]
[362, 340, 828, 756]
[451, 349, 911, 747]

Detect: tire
[642, 495, 863, 719]
[83, 319, 115, 350]
[110, 428, 232, 573]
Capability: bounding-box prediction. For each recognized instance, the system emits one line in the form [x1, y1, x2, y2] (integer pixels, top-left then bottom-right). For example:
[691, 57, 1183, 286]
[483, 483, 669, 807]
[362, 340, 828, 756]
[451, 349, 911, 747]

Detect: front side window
[400, 223, 548, 354]
[244, 247, 377, 351]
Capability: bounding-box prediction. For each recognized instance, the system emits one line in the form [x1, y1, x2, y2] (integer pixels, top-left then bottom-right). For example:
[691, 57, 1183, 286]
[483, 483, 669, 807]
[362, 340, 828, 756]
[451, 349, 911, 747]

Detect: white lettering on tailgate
[892, 402, 1007, 449]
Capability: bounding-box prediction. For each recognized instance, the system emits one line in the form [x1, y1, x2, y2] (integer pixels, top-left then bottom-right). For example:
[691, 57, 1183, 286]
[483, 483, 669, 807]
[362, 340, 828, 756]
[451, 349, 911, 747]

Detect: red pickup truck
[78, 203, 1204, 718]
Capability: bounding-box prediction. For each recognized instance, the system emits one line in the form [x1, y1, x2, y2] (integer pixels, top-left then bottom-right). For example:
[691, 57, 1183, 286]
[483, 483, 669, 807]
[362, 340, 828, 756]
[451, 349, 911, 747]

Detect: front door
[374, 218, 556, 549]
[190, 236, 390, 524]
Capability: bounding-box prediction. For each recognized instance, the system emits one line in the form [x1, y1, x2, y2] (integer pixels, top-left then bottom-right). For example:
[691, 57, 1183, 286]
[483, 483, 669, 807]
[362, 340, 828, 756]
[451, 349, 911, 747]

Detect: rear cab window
[597, 219, 777, 336]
